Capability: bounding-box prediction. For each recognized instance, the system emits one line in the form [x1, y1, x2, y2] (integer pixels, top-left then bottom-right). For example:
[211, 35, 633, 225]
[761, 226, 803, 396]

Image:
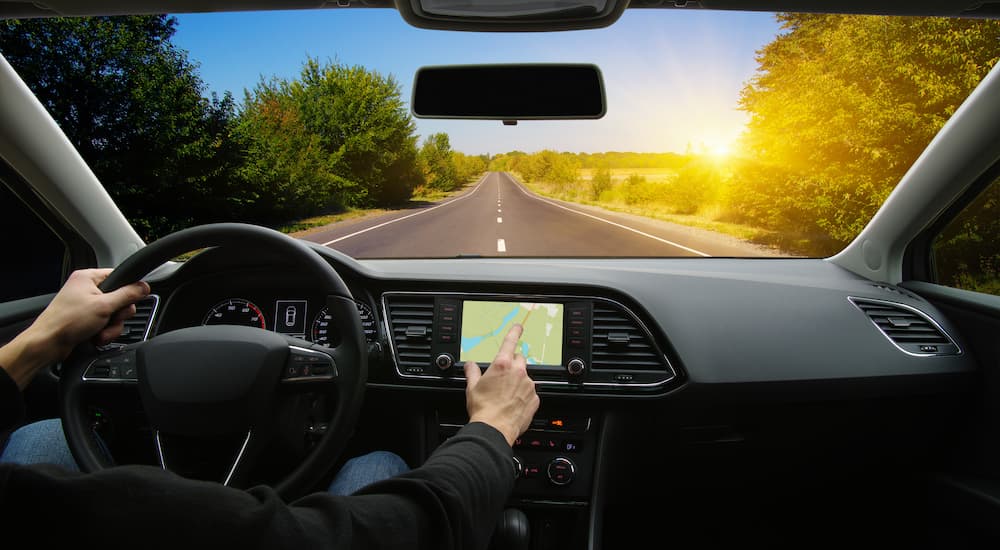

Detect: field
[577, 168, 678, 183]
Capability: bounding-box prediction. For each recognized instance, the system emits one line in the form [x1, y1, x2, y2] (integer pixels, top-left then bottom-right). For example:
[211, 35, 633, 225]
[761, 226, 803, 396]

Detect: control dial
[547, 456, 576, 486]
[434, 353, 454, 371]
[566, 358, 586, 376]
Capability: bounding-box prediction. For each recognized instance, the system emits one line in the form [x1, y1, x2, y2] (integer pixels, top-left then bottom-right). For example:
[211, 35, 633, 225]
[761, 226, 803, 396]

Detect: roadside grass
[276, 175, 482, 236]
[578, 168, 678, 182]
[277, 208, 392, 235]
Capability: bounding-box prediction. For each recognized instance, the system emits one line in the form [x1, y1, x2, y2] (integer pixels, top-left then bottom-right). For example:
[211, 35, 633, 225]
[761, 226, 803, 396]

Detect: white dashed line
[497, 239, 506, 252]
[497, 217, 502, 223]
[320, 174, 488, 246]
[497, 209, 501, 213]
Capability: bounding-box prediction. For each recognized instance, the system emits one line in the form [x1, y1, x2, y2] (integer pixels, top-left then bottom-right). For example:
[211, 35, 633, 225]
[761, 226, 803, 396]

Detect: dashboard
[144, 244, 976, 398]
[105, 243, 982, 549]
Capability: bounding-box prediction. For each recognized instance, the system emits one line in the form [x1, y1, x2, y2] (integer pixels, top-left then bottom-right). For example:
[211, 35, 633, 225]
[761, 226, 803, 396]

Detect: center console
[434, 409, 598, 550]
[384, 290, 677, 548]
[382, 292, 677, 393]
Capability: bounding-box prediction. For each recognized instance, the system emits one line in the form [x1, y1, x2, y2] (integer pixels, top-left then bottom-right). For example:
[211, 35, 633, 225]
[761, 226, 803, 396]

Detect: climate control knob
[512, 455, 523, 479]
[547, 457, 576, 486]
[566, 358, 586, 376]
[434, 353, 454, 371]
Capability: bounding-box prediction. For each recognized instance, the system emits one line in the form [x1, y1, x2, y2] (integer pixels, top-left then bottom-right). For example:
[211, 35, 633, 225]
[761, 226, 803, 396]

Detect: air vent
[109, 295, 159, 347]
[385, 295, 434, 370]
[591, 303, 667, 371]
[849, 297, 960, 356]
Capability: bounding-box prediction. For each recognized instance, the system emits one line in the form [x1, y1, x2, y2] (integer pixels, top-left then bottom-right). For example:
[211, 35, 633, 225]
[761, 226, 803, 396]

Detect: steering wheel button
[87, 365, 110, 378]
[285, 365, 302, 378]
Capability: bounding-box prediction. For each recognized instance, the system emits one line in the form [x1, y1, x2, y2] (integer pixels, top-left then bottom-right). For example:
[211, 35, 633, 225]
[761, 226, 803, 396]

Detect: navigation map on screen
[460, 301, 564, 366]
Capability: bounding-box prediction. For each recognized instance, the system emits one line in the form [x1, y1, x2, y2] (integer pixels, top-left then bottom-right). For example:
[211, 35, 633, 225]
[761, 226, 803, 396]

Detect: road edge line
[321, 174, 490, 246]
[503, 173, 712, 257]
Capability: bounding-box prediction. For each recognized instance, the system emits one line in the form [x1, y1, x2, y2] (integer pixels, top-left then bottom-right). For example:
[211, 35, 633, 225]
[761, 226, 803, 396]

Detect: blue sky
[172, 9, 781, 155]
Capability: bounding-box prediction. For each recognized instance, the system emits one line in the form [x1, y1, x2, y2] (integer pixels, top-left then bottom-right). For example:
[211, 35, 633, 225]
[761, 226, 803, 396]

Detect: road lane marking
[497, 217, 502, 223]
[497, 209, 501, 213]
[497, 238, 506, 252]
[503, 173, 711, 257]
[320, 174, 488, 246]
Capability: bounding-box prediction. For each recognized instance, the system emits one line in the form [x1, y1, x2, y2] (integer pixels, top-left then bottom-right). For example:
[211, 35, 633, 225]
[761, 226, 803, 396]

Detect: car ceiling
[1, 0, 999, 20]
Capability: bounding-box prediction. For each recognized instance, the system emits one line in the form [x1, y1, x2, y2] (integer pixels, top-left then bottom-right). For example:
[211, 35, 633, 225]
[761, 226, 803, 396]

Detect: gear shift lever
[490, 508, 530, 550]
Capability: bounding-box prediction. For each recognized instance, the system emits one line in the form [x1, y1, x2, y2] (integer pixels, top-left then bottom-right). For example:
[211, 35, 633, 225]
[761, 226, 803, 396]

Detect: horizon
[171, 9, 781, 156]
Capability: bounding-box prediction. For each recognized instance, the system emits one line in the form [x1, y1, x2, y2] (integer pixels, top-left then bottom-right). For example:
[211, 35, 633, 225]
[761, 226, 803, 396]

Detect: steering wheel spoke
[80, 346, 141, 385]
[282, 345, 338, 384]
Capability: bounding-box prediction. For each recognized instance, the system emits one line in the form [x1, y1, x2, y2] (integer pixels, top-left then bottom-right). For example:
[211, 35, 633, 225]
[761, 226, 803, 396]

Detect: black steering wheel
[59, 223, 367, 501]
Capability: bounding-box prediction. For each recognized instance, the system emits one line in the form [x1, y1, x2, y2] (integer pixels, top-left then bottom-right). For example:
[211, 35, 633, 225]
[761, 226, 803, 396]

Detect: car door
[0, 162, 95, 438]
[901, 168, 1000, 548]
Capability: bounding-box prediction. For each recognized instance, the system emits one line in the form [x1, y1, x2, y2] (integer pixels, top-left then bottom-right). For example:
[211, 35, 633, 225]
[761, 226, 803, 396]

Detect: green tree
[732, 14, 1000, 255]
[0, 16, 243, 240]
[590, 166, 612, 200]
[419, 132, 459, 190]
[237, 58, 424, 216]
[453, 152, 488, 184]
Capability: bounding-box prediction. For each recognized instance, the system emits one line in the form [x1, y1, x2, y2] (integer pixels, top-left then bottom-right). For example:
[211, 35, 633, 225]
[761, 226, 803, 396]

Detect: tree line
[0, 16, 484, 240]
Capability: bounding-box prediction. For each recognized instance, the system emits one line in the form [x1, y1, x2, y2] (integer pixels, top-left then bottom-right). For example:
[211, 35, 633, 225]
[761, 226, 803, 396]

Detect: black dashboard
[142, 243, 975, 397]
[121, 243, 979, 549]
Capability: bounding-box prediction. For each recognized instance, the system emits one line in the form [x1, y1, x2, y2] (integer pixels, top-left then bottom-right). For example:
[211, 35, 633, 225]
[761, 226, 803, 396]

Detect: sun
[697, 135, 738, 160]
[709, 142, 731, 158]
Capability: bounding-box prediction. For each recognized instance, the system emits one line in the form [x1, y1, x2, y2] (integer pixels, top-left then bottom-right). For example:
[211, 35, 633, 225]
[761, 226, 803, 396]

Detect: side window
[0, 182, 66, 302]
[932, 176, 1000, 296]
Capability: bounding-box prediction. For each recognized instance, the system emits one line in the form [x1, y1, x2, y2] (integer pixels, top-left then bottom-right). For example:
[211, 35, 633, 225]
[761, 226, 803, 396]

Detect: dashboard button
[547, 457, 576, 486]
[562, 440, 582, 452]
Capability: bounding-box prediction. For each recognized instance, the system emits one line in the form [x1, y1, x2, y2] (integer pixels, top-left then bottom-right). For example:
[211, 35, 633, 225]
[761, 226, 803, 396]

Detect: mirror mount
[395, 0, 628, 32]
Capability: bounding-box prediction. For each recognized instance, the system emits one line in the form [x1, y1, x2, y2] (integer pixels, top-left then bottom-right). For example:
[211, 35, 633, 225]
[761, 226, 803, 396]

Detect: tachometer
[202, 298, 267, 329]
[311, 301, 376, 346]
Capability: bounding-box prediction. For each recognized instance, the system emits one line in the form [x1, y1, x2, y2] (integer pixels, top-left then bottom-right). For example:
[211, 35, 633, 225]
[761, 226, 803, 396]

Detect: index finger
[496, 323, 524, 360]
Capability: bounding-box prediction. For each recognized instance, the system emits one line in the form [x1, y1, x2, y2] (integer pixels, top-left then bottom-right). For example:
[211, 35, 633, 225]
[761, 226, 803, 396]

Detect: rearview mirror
[396, 0, 627, 32]
[411, 64, 606, 121]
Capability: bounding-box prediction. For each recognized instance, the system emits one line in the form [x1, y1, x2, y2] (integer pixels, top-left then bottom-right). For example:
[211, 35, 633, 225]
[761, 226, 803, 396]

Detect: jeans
[0, 419, 409, 495]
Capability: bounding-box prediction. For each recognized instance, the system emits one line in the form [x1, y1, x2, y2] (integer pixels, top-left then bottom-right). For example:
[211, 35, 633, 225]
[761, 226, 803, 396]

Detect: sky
[172, 8, 781, 156]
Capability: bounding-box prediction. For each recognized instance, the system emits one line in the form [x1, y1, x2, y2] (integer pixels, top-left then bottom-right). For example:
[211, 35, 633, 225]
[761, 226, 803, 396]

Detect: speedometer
[311, 301, 376, 347]
[202, 298, 267, 329]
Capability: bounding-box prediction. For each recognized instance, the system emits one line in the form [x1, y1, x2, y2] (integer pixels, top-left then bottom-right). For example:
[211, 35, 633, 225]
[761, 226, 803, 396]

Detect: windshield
[1, 10, 997, 259]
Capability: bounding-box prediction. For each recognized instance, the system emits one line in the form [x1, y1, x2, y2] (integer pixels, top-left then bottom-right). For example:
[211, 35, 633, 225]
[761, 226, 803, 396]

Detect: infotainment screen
[460, 301, 564, 366]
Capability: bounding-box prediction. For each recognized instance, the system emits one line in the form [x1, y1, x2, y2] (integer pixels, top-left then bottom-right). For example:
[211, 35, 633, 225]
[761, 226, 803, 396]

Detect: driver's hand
[464, 324, 540, 447]
[0, 269, 149, 389]
[36, 269, 151, 356]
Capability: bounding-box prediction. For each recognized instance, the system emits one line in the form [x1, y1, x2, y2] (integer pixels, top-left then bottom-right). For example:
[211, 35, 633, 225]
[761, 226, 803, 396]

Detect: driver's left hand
[0, 268, 149, 389]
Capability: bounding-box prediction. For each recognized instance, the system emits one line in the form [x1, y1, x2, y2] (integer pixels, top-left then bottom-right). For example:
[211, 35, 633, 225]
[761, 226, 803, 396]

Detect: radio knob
[434, 353, 454, 371]
[547, 457, 576, 486]
[512, 455, 523, 479]
[566, 358, 586, 376]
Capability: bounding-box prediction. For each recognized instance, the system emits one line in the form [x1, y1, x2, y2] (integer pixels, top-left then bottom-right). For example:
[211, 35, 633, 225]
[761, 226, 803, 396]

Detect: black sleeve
[0, 367, 25, 434]
[0, 421, 514, 550]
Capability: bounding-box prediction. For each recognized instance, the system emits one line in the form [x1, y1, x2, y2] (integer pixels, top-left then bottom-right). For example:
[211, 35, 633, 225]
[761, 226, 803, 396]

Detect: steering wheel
[59, 223, 367, 501]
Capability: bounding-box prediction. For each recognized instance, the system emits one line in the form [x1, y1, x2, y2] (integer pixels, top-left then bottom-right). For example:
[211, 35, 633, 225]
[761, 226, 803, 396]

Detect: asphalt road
[300, 172, 771, 258]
